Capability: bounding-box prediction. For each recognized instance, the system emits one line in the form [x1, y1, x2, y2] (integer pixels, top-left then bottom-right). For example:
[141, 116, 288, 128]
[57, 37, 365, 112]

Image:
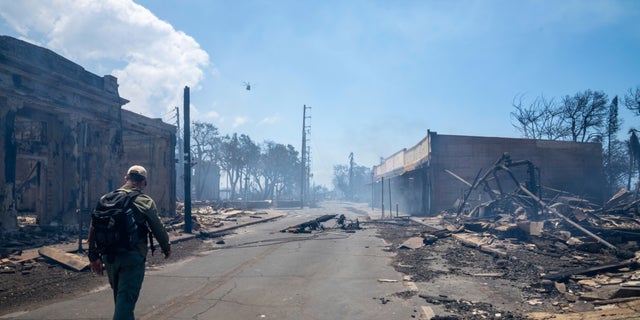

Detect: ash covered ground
[1, 217, 637, 319]
[0, 238, 206, 316]
[371, 219, 633, 319]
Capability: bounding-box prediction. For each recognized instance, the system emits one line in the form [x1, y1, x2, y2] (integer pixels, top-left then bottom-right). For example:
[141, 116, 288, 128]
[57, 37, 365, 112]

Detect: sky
[1, 0, 639, 188]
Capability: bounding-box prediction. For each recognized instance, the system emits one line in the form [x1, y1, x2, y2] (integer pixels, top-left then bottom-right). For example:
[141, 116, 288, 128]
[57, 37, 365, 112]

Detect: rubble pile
[171, 201, 270, 235]
[1, 222, 83, 259]
[420, 294, 526, 320]
[376, 155, 640, 317]
[0, 202, 267, 273]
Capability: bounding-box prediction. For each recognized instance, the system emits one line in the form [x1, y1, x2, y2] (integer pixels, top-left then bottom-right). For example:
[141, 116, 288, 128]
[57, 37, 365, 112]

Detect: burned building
[0, 35, 176, 231]
[373, 130, 604, 216]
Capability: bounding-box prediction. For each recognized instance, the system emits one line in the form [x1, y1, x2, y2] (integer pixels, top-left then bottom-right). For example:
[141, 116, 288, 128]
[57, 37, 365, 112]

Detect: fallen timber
[518, 183, 619, 252]
[280, 214, 337, 233]
[543, 259, 639, 282]
[449, 153, 626, 253]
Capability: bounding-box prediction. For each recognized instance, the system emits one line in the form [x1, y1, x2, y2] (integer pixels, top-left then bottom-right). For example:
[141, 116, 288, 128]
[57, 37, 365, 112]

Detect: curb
[169, 213, 286, 244]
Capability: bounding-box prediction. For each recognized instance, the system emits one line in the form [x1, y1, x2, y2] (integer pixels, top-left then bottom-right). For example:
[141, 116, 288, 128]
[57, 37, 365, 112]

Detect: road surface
[5, 202, 426, 320]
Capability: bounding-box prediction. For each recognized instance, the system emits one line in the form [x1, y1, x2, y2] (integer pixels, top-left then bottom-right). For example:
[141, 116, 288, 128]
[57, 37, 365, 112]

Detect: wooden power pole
[183, 86, 192, 233]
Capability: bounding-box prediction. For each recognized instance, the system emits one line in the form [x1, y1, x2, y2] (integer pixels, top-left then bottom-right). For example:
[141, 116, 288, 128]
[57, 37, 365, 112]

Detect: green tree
[333, 159, 371, 202]
[254, 141, 300, 200]
[332, 165, 349, 198]
[219, 133, 259, 199]
[191, 122, 220, 200]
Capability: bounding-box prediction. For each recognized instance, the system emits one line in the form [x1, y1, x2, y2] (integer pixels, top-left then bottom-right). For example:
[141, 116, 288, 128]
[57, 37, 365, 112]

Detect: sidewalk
[6, 210, 287, 271]
[169, 210, 286, 242]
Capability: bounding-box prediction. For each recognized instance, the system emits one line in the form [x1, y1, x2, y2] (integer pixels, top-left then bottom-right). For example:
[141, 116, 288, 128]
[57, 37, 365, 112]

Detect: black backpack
[91, 189, 145, 255]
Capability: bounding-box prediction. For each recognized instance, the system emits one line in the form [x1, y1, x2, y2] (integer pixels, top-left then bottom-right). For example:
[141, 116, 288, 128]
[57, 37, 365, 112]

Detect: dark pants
[105, 251, 146, 320]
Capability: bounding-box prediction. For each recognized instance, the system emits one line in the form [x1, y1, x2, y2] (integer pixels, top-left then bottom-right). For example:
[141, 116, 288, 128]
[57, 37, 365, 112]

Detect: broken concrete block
[517, 221, 545, 236]
[399, 237, 425, 250]
[566, 237, 583, 246]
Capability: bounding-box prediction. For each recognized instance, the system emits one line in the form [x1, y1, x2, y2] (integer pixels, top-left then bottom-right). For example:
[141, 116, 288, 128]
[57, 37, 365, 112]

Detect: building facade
[373, 130, 604, 216]
[0, 36, 175, 230]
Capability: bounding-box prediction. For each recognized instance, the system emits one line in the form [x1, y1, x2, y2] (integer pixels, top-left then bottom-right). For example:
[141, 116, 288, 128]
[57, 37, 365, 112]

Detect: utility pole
[300, 105, 311, 208]
[175, 106, 184, 201]
[244, 174, 249, 209]
[371, 172, 374, 210]
[183, 86, 192, 234]
[306, 145, 312, 203]
[388, 178, 392, 219]
[381, 176, 385, 219]
[348, 152, 354, 200]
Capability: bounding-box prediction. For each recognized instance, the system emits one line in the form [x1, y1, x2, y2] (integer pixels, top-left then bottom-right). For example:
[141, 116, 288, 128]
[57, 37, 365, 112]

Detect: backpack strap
[121, 189, 142, 210]
[123, 189, 156, 255]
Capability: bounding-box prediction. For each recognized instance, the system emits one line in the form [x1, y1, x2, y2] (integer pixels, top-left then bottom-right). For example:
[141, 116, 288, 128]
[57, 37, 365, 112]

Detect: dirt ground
[0, 238, 207, 316]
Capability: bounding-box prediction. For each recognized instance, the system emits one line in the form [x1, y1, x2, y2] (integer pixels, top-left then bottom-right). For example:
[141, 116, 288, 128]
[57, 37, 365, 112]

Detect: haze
[1, 0, 638, 187]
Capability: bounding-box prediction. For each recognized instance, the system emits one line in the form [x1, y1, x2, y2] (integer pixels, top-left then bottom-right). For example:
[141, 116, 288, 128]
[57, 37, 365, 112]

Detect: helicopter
[243, 82, 252, 91]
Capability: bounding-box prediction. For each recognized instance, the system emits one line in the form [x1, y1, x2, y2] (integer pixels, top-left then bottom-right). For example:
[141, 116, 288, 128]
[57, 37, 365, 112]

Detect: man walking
[88, 165, 171, 320]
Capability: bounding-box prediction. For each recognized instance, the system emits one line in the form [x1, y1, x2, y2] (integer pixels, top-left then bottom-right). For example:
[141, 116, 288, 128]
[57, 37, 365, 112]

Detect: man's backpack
[91, 190, 146, 255]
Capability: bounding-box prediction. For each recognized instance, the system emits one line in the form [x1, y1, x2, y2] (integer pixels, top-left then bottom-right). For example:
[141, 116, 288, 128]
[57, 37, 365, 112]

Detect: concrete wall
[121, 109, 176, 215]
[0, 36, 176, 230]
[373, 131, 604, 215]
[429, 134, 604, 213]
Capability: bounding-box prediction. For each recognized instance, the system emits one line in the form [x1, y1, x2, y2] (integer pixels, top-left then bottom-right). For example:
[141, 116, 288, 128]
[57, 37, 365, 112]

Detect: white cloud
[0, 0, 209, 118]
[232, 116, 250, 128]
[204, 111, 221, 120]
[259, 115, 280, 125]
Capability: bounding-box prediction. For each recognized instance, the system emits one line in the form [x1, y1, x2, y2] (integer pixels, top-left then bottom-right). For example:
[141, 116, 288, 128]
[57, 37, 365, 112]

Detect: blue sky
[1, 0, 639, 187]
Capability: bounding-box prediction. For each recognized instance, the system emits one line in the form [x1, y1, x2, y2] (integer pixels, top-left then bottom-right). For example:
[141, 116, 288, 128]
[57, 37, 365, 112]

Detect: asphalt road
[6, 202, 425, 320]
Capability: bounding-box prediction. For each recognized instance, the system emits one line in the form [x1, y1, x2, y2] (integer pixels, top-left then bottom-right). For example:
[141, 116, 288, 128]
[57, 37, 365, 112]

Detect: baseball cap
[127, 165, 147, 180]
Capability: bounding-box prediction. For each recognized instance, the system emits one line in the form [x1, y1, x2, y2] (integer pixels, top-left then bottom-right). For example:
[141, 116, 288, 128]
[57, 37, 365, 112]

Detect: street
[6, 202, 426, 320]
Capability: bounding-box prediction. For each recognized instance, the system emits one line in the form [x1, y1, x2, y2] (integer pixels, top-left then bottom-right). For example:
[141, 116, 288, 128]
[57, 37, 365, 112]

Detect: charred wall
[121, 109, 176, 215]
[0, 36, 176, 230]
[373, 131, 604, 216]
[428, 134, 604, 213]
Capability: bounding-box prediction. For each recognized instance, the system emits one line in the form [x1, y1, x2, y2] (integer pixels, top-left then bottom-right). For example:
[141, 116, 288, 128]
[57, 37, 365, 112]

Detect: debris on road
[0, 202, 276, 272]
[280, 214, 337, 233]
[398, 237, 425, 250]
[336, 214, 361, 231]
